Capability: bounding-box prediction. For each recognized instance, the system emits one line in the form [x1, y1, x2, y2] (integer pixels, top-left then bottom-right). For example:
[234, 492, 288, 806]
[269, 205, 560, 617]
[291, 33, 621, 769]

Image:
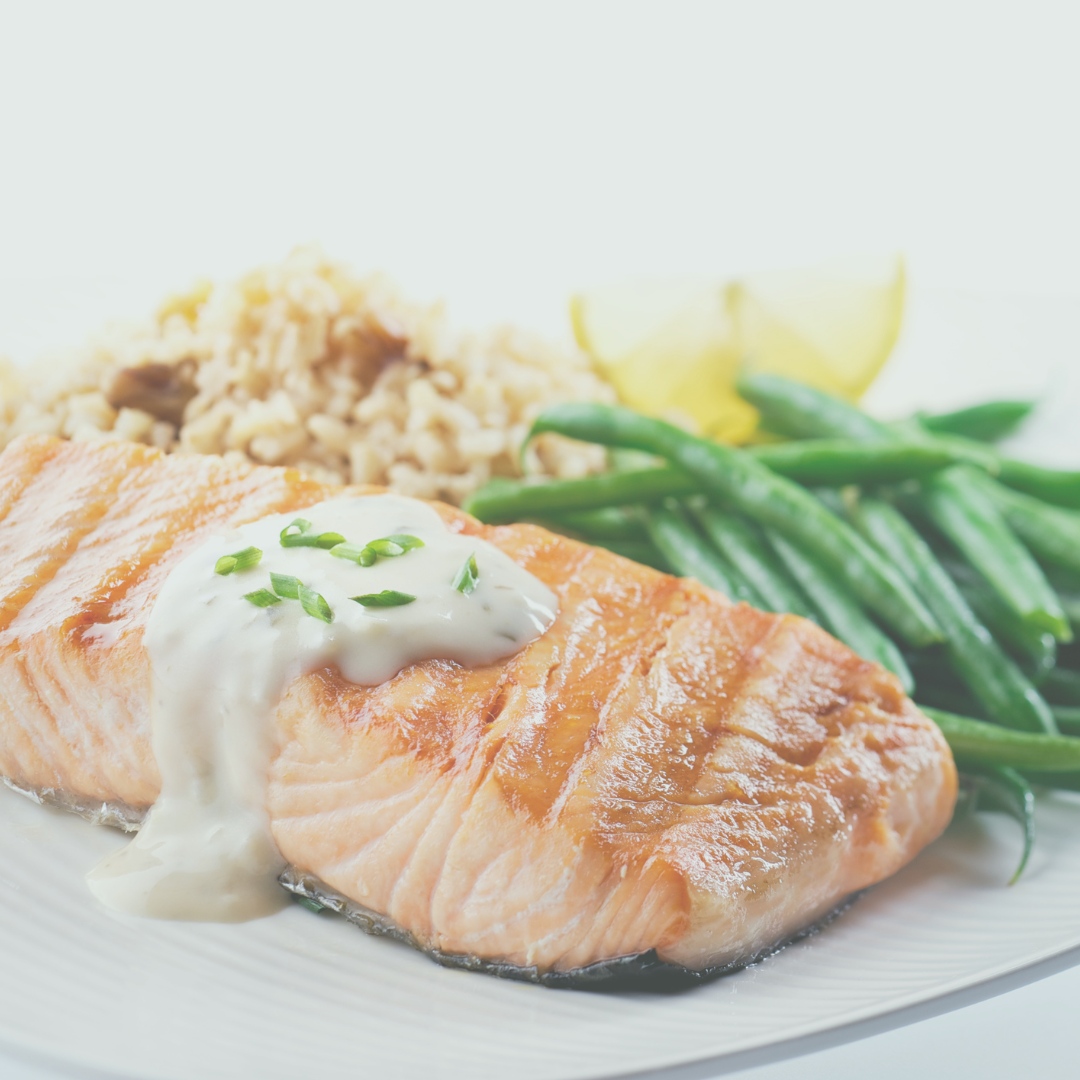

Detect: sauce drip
[87, 494, 557, 920]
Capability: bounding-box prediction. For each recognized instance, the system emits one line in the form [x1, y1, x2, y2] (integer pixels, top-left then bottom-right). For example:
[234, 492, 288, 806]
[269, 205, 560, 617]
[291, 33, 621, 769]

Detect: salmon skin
[0, 434, 957, 987]
[277, 865, 863, 990]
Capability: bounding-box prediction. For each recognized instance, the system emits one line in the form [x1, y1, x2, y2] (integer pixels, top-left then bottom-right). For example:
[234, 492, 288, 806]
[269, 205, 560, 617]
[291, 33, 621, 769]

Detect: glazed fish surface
[0, 434, 956, 986]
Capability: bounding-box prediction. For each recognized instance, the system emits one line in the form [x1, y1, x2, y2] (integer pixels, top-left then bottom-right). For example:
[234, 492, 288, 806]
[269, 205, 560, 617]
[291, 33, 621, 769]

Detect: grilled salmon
[0, 433, 956, 985]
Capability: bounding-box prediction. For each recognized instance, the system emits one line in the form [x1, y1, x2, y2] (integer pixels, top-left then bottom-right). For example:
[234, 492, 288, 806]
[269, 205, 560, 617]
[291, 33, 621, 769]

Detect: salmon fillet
[0, 434, 957, 981]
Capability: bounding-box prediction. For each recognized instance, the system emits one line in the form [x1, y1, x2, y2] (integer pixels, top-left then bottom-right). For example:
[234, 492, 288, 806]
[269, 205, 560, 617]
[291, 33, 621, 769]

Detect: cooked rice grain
[0, 248, 615, 504]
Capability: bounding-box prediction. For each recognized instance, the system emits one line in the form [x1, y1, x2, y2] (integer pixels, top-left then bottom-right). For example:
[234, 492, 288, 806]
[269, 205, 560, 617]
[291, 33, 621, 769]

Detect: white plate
[4, 782, 1080, 1080]
[1, 290, 1079, 1080]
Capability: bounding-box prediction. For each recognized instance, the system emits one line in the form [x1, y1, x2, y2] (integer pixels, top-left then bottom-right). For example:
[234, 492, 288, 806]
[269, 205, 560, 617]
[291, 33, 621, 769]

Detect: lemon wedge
[572, 256, 906, 442]
[573, 281, 746, 436]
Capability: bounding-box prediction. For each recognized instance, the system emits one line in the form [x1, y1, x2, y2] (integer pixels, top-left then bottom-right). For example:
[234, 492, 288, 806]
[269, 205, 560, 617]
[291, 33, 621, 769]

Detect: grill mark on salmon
[0, 433, 957, 983]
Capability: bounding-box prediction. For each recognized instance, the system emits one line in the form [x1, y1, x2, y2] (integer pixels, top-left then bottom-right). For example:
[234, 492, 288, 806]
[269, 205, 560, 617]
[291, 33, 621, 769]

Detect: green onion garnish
[215, 546, 263, 575]
[384, 534, 425, 552]
[453, 553, 479, 594]
[280, 519, 312, 542]
[299, 584, 333, 623]
[270, 572, 301, 599]
[281, 528, 346, 549]
[367, 537, 406, 557]
[352, 590, 417, 608]
[243, 588, 281, 607]
[327, 534, 422, 564]
[330, 542, 368, 563]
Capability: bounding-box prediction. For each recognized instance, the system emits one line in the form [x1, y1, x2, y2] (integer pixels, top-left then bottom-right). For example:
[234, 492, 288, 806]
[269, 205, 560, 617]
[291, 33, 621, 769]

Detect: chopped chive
[296, 895, 325, 913]
[385, 534, 425, 552]
[453, 552, 480, 594]
[330, 542, 367, 563]
[280, 518, 312, 543]
[367, 537, 406, 558]
[299, 584, 333, 623]
[270, 572, 301, 599]
[215, 546, 263, 575]
[359, 546, 377, 566]
[352, 590, 417, 608]
[281, 529, 347, 549]
[243, 588, 281, 607]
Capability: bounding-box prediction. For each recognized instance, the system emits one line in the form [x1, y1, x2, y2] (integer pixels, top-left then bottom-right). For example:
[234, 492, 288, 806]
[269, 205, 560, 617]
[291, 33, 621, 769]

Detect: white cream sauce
[87, 494, 557, 921]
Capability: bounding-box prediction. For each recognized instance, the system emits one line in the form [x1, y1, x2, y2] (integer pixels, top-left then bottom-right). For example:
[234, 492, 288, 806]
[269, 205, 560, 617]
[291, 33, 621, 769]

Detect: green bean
[941, 558, 1057, 679]
[1059, 593, 1080, 625]
[1052, 705, 1080, 733]
[589, 537, 673, 573]
[997, 458, 1080, 510]
[922, 465, 1071, 642]
[899, 426, 1080, 509]
[1020, 771, 1080, 792]
[642, 502, 761, 603]
[763, 527, 914, 691]
[550, 506, 646, 541]
[959, 765, 1035, 883]
[737, 376, 1057, 642]
[463, 466, 697, 523]
[469, 442, 987, 526]
[978, 476, 1080, 576]
[919, 400, 1035, 442]
[1040, 564, 1080, 623]
[528, 404, 943, 647]
[1042, 667, 1080, 706]
[737, 372, 890, 441]
[736, 375, 1006, 466]
[469, 438, 1010, 536]
[923, 706, 1080, 771]
[738, 375, 1068, 634]
[739, 376, 1080, 514]
[882, 422, 1002, 472]
[919, 682, 987, 720]
[906, 647, 986, 717]
[748, 439, 967, 485]
[692, 507, 816, 619]
[848, 496, 1056, 733]
[739, 376, 1000, 467]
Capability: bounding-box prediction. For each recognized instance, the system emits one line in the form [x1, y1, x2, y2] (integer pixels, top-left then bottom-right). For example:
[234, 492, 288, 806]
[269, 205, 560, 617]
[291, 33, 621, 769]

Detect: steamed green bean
[942, 558, 1058, 679]
[978, 476, 1080, 576]
[960, 764, 1035, 883]
[848, 495, 1055, 733]
[642, 501, 761, 603]
[922, 465, 1071, 642]
[552, 506, 647, 540]
[919, 400, 1035, 442]
[923, 707, 1080, 771]
[692, 507, 816, 618]
[764, 526, 914, 691]
[528, 404, 943, 647]
[462, 466, 696, 523]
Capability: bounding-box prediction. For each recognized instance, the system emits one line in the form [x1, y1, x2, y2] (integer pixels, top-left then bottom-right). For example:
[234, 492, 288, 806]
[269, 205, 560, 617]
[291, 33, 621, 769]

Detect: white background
[2, 1, 1079, 354]
[1, 3, 1079, 1078]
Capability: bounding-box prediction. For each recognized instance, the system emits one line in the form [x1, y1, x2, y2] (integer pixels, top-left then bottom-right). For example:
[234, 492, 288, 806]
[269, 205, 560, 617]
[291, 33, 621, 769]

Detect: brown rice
[0, 248, 616, 504]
